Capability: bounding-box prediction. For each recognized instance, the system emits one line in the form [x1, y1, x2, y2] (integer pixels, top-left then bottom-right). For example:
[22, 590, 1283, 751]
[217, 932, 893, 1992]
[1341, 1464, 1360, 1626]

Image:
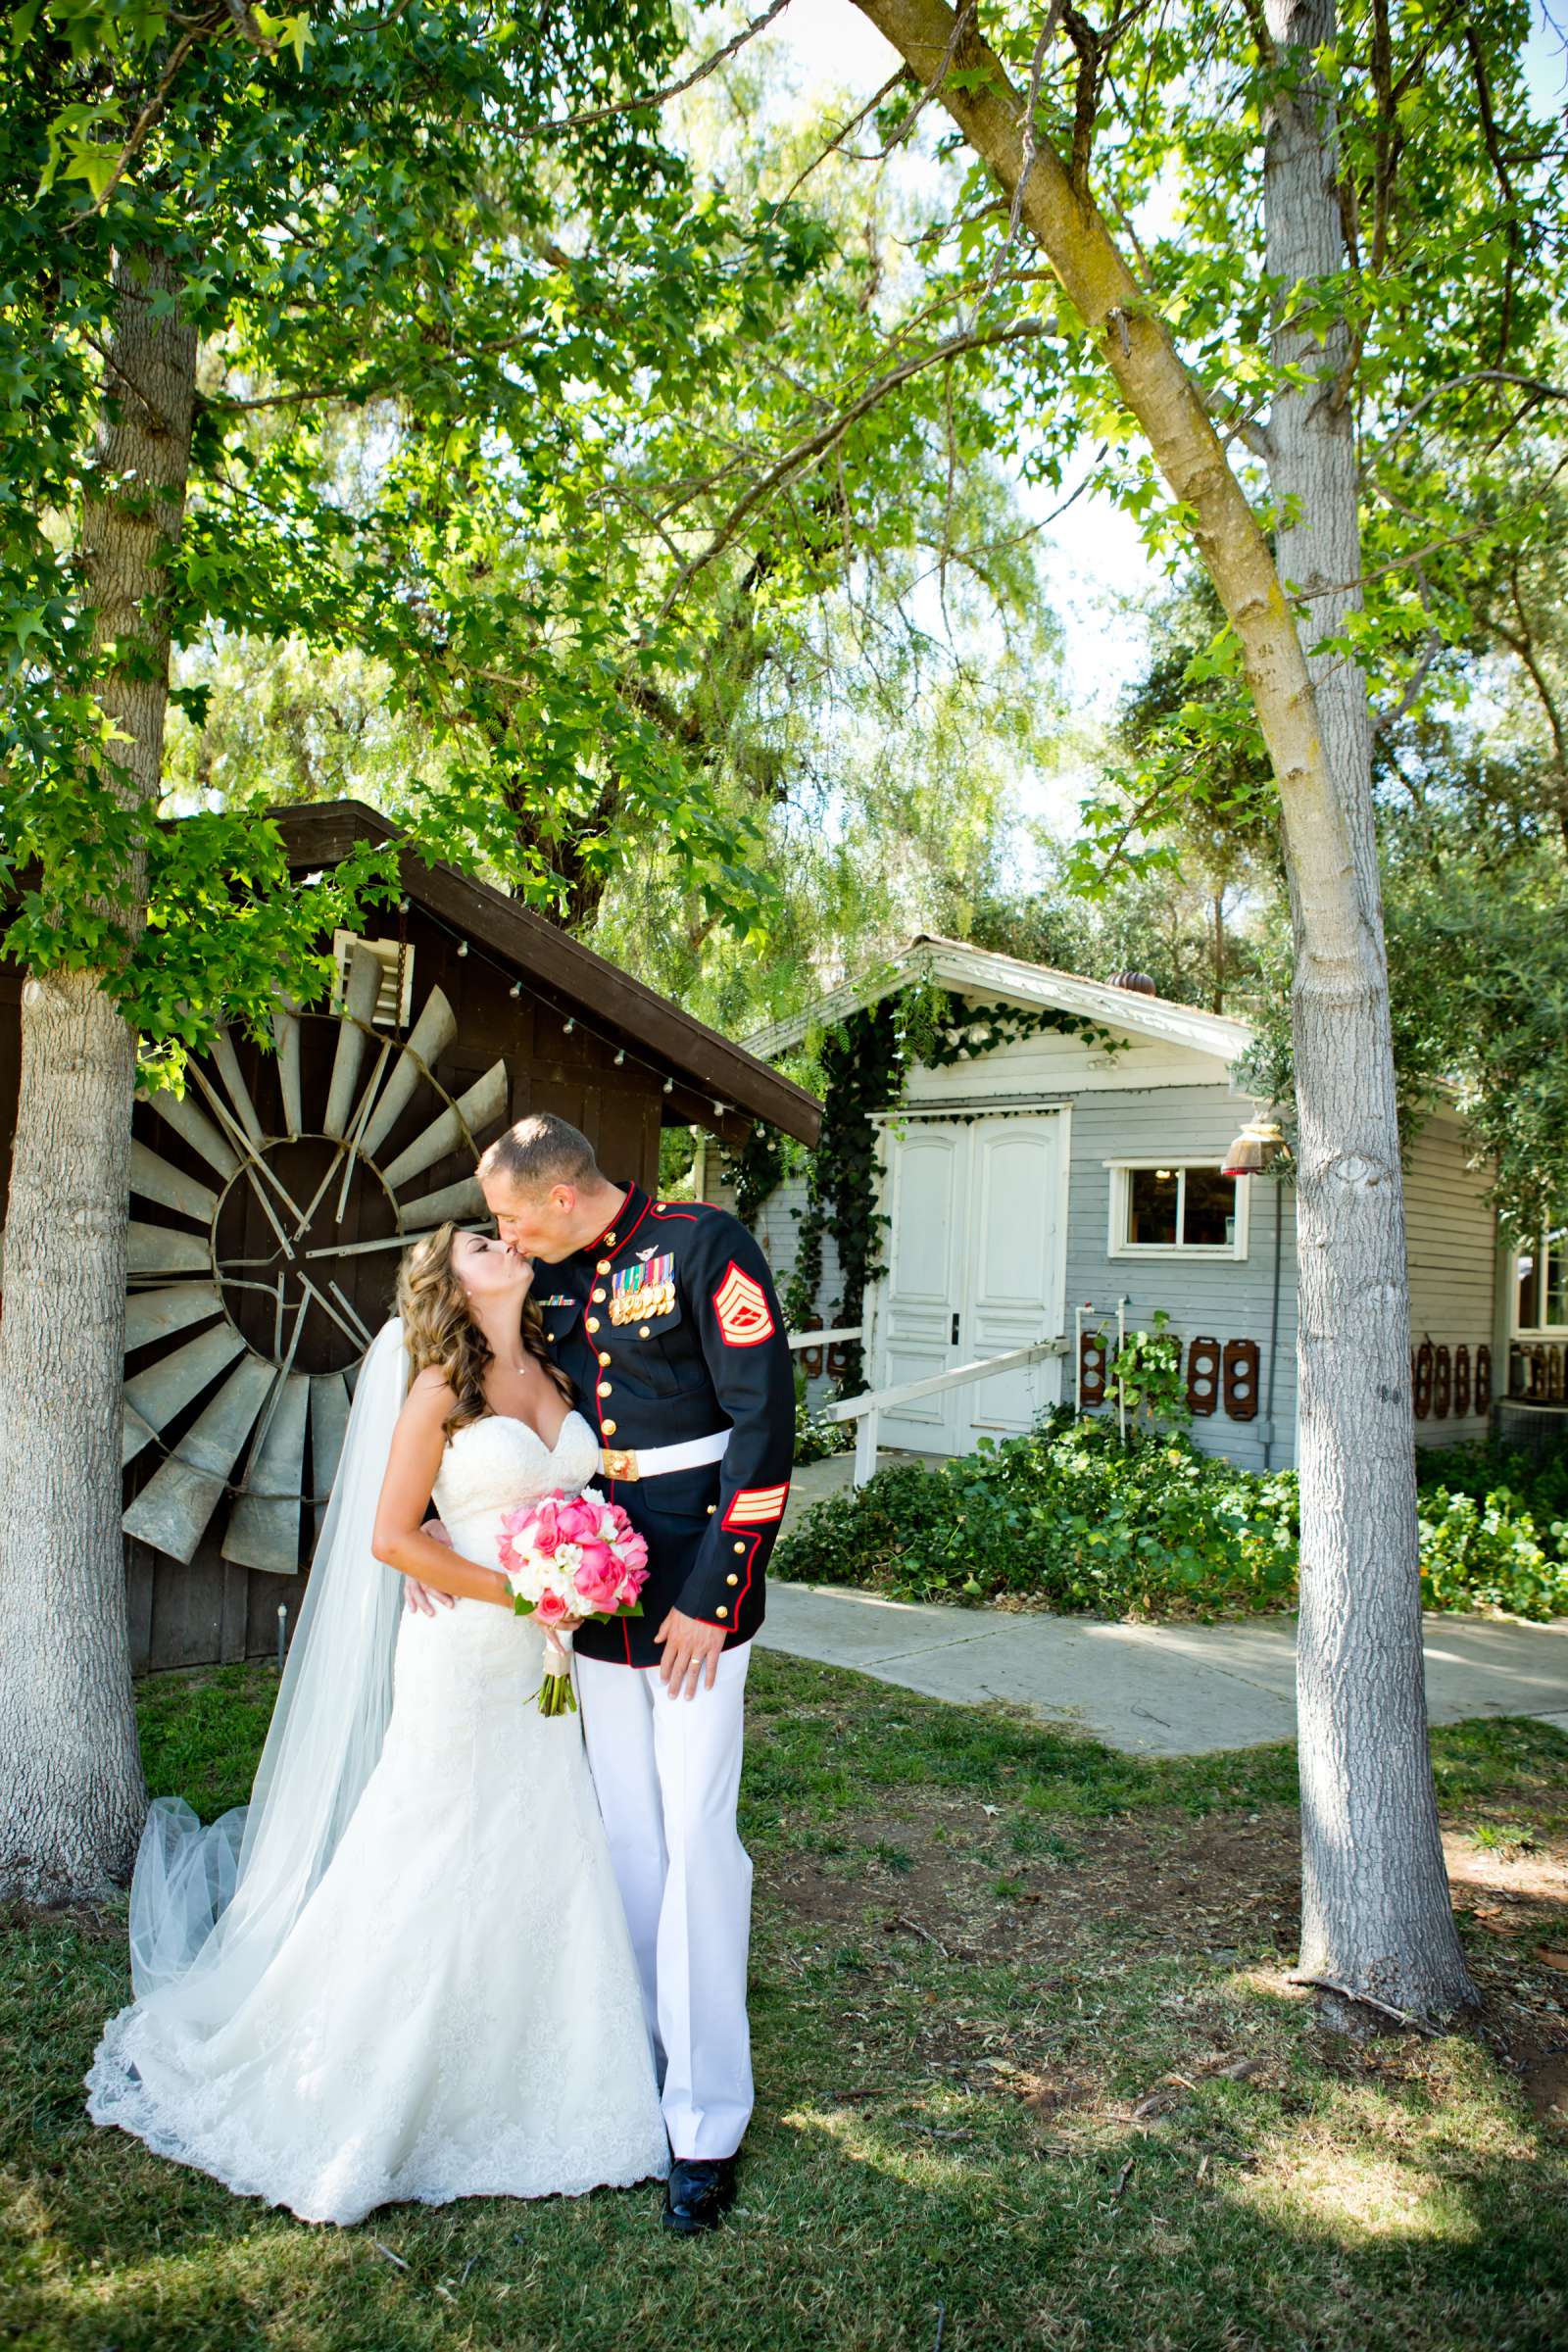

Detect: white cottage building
[744, 937, 1516, 1477]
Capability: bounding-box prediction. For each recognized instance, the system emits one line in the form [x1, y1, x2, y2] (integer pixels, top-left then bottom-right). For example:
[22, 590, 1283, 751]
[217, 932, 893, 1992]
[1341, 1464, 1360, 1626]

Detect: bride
[85, 1225, 669, 2227]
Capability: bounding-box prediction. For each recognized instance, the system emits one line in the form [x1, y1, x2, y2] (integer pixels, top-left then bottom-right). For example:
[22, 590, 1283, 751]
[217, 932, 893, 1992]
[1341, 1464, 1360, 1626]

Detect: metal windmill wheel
[122, 942, 509, 1574]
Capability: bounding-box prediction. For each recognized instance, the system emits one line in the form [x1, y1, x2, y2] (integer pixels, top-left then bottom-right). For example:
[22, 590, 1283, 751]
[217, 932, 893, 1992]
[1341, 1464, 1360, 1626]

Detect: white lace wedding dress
[86, 1408, 669, 2226]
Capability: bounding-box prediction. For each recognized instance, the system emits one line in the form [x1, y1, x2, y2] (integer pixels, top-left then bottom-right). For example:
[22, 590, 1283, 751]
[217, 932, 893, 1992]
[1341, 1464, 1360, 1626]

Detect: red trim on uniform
[651, 1202, 699, 1221]
[710, 1512, 761, 1621]
[582, 1181, 648, 1258]
[579, 1186, 655, 1482]
[586, 1184, 667, 1663]
[611, 1190, 653, 1256]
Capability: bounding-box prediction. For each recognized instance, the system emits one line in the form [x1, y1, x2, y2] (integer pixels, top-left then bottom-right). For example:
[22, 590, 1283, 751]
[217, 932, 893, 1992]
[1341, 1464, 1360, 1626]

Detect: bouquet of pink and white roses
[496, 1487, 651, 1717]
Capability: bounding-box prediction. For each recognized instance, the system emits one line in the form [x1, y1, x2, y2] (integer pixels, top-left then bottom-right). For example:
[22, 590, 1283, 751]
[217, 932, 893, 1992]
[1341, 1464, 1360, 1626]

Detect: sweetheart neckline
[454, 1407, 591, 1454]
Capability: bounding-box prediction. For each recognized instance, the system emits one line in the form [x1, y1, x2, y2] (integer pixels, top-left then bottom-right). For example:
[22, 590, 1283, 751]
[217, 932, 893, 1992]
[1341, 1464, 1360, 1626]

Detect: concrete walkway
[757, 1581, 1568, 1756]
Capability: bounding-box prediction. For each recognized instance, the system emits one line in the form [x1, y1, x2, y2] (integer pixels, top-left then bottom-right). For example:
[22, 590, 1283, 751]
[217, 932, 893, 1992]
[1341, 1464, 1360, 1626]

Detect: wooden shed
[0, 800, 820, 1673]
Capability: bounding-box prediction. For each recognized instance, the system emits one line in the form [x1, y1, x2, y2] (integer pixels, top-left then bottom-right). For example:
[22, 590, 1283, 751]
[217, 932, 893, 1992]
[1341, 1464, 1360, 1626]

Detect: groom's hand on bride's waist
[654, 1608, 726, 1698]
[404, 1575, 457, 1614]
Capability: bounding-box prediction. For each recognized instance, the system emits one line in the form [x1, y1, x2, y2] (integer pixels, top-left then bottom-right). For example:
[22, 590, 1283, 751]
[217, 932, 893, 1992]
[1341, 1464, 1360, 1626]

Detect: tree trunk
[1263, 0, 1474, 2019]
[0, 248, 197, 1901]
[849, 0, 1476, 2016]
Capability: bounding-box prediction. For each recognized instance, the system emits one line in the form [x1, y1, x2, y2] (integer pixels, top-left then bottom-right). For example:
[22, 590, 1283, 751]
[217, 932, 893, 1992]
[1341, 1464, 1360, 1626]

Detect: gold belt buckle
[602, 1446, 640, 1482]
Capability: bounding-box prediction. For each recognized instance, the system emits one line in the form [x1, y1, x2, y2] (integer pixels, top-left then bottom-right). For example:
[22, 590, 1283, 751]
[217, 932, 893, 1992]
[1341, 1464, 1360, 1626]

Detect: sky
[761, 0, 1568, 842]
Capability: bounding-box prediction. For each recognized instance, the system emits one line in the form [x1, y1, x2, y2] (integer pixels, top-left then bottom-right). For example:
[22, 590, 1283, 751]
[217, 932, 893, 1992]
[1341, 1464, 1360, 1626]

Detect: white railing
[786, 1325, 862, 1353]
[824, 1337, 1070, 1486]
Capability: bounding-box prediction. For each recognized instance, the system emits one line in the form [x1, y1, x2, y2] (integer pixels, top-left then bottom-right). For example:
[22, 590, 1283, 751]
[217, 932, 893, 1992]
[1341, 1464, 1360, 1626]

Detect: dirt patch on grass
[768, 1789, 1568, 2115]
[0, 1896, 124, 1941]
[770, 1797, 1306, 1968]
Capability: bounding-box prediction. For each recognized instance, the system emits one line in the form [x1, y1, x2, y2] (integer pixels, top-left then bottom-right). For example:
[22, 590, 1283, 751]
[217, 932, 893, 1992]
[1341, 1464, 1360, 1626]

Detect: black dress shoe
[662, 2155, 738, 2234]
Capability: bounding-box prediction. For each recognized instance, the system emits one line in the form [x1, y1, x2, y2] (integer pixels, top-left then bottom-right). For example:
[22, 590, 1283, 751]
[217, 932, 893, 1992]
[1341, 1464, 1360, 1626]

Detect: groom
[476, 1111, 794, 2234]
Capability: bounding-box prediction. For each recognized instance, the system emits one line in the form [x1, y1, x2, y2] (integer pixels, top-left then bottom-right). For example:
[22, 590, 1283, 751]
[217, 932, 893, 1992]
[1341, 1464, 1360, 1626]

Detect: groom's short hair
[479, 1112, 600, 1196]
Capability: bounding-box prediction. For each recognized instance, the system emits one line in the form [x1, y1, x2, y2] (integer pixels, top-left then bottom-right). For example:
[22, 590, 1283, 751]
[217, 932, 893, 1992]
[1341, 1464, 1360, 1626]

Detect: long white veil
[124, 1316, 412, 2028]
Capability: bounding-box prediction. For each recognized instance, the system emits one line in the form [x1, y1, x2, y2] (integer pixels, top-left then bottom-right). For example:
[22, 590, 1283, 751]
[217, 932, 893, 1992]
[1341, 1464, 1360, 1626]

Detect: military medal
[610, 1252, 675, 1325]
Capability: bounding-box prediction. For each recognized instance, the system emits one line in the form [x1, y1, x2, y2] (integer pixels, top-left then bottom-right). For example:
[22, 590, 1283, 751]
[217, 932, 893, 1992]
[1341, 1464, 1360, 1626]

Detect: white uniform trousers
[575, 1642, 754, 2163]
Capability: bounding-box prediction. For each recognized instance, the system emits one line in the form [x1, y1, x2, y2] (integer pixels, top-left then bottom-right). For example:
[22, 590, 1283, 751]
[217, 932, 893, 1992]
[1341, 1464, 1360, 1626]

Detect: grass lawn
[3, 1652, 1568, 2352]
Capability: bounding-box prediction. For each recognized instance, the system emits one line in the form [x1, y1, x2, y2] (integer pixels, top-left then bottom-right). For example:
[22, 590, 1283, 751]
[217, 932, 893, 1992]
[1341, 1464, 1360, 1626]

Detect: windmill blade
[209, 1025, 267, 1146]
[122, 1400, 158, 1467]
[381, 1061, 509, 1194]
[223, 1371, 310, 1574]
[334, 1039, 390, 1221]
[148, 1083, 241, 1182]
[358, 985, 458, 1160]
[128, 1140, 219, 1226]
[323, 944, 385, 1139]
[395, 1174, 487, 1229]
[273, 999, 303, 1138]
[124, 1282, 223, 1353]
[310, 1372, 352, 1529]
[123, 1320, 245, 1459]
[128, 1221, 210, 1276]
[122, 1354, 275, 1563]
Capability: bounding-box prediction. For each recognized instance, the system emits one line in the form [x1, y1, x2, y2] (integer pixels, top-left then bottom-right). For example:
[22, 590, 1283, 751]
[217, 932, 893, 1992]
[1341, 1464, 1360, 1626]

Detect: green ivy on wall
[785, 980, 1128, 1395]
[722, 1123, 797, 1230]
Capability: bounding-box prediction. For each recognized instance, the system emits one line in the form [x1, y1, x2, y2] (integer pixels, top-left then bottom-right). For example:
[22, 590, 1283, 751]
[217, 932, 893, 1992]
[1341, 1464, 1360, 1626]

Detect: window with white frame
[1512, 1213, 1568, 1336]
[1106, 1159, 1249, 1258]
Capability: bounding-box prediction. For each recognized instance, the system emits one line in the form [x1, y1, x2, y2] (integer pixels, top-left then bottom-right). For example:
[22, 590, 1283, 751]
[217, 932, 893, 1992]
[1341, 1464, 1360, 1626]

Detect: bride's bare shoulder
[401, 1366, 459, 1426]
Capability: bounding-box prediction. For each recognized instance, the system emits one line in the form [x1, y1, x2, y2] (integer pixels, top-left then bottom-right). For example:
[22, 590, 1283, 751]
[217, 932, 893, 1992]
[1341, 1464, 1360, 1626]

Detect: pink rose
[617, 1527, 649, 1574]
[613, 1564, 649, 1608]
[574, 1550, 621, 1612]
[530, 1498, 560, 1556]
[535, 1589, 567, 1626]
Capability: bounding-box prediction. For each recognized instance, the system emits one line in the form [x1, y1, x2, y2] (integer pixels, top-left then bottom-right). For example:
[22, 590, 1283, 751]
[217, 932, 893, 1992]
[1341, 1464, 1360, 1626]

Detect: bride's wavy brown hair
[395, 1223, 570, 1440]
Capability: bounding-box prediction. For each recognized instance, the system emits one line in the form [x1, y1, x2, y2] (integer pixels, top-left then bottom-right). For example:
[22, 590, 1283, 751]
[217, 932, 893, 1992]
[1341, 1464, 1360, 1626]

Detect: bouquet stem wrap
[539, 1629, 576, 1718]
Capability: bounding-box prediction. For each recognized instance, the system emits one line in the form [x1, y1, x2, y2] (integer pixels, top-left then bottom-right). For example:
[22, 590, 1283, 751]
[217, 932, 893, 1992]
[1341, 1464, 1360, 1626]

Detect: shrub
[1415, 1436, 1568, 1526]
[775, 1411, 1298, 1619]
[775, 1412, 1568, 1622]
[1417, 1486, 1568, 1622]
[795, 1396, 852, 1466]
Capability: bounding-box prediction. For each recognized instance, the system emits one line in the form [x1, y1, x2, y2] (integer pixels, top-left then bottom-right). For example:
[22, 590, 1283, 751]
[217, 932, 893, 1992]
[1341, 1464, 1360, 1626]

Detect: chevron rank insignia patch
[727, 1484, 789, 1526]
[712, 1260, 775, 1347]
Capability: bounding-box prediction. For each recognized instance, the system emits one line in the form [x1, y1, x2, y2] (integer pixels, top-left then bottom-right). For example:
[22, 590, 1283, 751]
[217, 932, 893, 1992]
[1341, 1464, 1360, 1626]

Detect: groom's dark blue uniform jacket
[536, 1182, 796, 1668]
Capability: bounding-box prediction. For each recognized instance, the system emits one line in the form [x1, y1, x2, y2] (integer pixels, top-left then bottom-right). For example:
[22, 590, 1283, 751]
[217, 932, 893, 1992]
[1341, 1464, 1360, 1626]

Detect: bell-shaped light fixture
[1222, 1116, 1287, 1178]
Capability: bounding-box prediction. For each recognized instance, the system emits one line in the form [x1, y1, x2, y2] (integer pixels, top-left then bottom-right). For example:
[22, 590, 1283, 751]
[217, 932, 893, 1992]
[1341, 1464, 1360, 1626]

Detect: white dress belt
[599, 1429, 731, 1483]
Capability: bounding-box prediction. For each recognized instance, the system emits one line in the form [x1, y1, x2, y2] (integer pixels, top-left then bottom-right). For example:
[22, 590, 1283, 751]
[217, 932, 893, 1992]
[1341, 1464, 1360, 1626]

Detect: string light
[563, 1017, 575, 1035]
[402, 899, 755, 1130]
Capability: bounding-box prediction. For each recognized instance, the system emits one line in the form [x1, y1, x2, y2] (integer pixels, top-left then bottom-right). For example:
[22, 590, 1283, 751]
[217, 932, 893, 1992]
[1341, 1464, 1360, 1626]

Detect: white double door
[871, 1110, 1068, 1455]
